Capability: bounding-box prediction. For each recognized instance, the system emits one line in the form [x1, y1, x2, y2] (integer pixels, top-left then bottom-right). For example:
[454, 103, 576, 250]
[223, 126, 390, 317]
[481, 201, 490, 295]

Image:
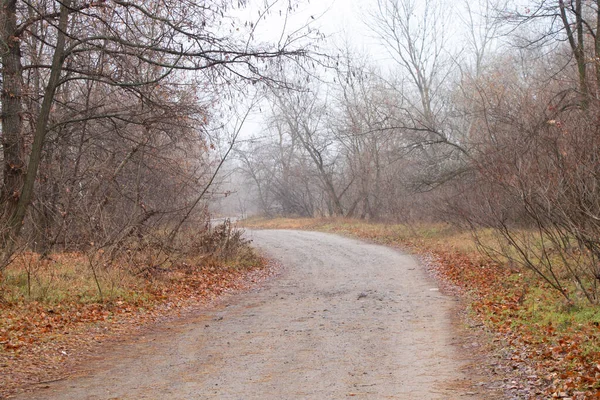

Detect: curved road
[16, 230, 492, 399]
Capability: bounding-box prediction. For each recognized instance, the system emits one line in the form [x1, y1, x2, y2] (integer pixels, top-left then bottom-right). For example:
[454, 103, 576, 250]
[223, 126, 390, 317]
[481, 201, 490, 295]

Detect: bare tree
[366, 0, 473, 194]
[369, 0, 451, 128]
[0, 0, 312, 267]
[269, 87, 349, 216]
[500, 0, 600, 104]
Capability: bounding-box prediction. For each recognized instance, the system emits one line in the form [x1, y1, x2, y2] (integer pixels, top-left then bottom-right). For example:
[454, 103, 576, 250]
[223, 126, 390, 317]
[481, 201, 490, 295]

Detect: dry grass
[0, 222, 272, 398]
[242, 216, 482, 253]
[2, 252, 140, 305]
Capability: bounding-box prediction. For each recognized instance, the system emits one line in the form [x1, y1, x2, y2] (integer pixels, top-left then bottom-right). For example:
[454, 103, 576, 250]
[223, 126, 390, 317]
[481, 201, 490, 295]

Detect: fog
[3, 0, 599, 303]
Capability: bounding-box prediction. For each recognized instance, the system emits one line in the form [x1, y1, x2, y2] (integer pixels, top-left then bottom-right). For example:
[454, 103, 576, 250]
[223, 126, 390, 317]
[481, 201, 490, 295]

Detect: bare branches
[1, 0, 315, 270]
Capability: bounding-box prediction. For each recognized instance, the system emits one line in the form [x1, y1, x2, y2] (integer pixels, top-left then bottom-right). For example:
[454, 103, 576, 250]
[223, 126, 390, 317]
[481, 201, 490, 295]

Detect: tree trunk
[1, 0, 25, 222]
[594, 3, 600, 98]
[2, 0, 72, 266]
[559, 0, 588, 103]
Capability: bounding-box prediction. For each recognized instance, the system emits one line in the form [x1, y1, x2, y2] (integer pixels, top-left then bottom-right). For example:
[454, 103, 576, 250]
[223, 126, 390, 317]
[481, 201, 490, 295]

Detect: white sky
[224, 0, 512, 143]
[227, 0, 390, 142]
[242, 0, 388, 62]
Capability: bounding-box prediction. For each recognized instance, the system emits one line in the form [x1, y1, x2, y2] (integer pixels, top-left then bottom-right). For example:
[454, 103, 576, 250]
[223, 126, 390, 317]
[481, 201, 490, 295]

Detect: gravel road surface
[14, 230, 494, 399]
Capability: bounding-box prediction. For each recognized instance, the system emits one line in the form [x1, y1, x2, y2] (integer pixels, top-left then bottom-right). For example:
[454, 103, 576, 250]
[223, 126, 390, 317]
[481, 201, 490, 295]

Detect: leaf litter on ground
[0, 256, 278, 399]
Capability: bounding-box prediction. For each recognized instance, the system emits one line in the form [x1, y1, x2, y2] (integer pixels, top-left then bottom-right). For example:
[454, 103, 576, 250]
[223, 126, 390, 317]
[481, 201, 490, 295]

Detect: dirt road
[15, 230, 494, 399]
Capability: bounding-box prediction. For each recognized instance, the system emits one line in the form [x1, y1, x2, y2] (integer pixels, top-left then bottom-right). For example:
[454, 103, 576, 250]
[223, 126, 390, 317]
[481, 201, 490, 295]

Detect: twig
[32, 376, 69, 385]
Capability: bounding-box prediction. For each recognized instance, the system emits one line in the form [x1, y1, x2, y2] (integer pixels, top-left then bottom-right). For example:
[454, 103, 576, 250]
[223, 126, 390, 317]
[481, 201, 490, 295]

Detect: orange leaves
[0, 253, 275, 398]
[420, 247, 600, 398]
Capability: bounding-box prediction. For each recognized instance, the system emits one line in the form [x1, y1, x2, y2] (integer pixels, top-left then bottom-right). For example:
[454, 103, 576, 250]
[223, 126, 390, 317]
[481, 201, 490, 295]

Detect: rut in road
[15, 230, 493, 399]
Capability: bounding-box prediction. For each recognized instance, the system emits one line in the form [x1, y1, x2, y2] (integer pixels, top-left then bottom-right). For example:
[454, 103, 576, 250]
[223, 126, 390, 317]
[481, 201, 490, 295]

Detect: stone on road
[15, 230, 491, 399]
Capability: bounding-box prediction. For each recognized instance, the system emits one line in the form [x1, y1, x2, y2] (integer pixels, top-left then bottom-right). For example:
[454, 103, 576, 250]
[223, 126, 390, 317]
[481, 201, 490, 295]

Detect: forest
[238, 0, 600, 306]
[1, 0, 600, 398]
[0, 0, 313, 275]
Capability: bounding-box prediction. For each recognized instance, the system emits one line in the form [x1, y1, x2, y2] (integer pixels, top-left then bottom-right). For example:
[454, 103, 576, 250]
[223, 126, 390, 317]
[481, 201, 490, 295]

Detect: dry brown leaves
[0, 258, 277, 399]
[422, 248, 600, 399]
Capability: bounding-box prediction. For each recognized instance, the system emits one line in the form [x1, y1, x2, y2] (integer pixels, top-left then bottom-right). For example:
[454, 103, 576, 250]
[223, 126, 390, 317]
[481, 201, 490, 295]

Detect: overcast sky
[224, 0, 392, 142]
[224, 0, 516, 144]
[245, 0, 388, 61]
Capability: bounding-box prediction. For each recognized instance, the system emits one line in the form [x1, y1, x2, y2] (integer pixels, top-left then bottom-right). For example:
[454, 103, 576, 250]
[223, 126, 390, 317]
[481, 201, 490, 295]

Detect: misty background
[3, 0, 600, 304]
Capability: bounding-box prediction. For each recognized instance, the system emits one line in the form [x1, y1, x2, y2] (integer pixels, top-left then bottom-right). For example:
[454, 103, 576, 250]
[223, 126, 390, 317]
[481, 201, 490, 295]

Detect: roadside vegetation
[0, 2, 308, 397]
[243, 217, 600, 399]
[0, 221, 272, 398]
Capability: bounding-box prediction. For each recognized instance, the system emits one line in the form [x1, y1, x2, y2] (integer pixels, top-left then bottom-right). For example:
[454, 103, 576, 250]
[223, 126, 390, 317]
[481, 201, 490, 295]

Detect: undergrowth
[0, 220, 267, 398]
